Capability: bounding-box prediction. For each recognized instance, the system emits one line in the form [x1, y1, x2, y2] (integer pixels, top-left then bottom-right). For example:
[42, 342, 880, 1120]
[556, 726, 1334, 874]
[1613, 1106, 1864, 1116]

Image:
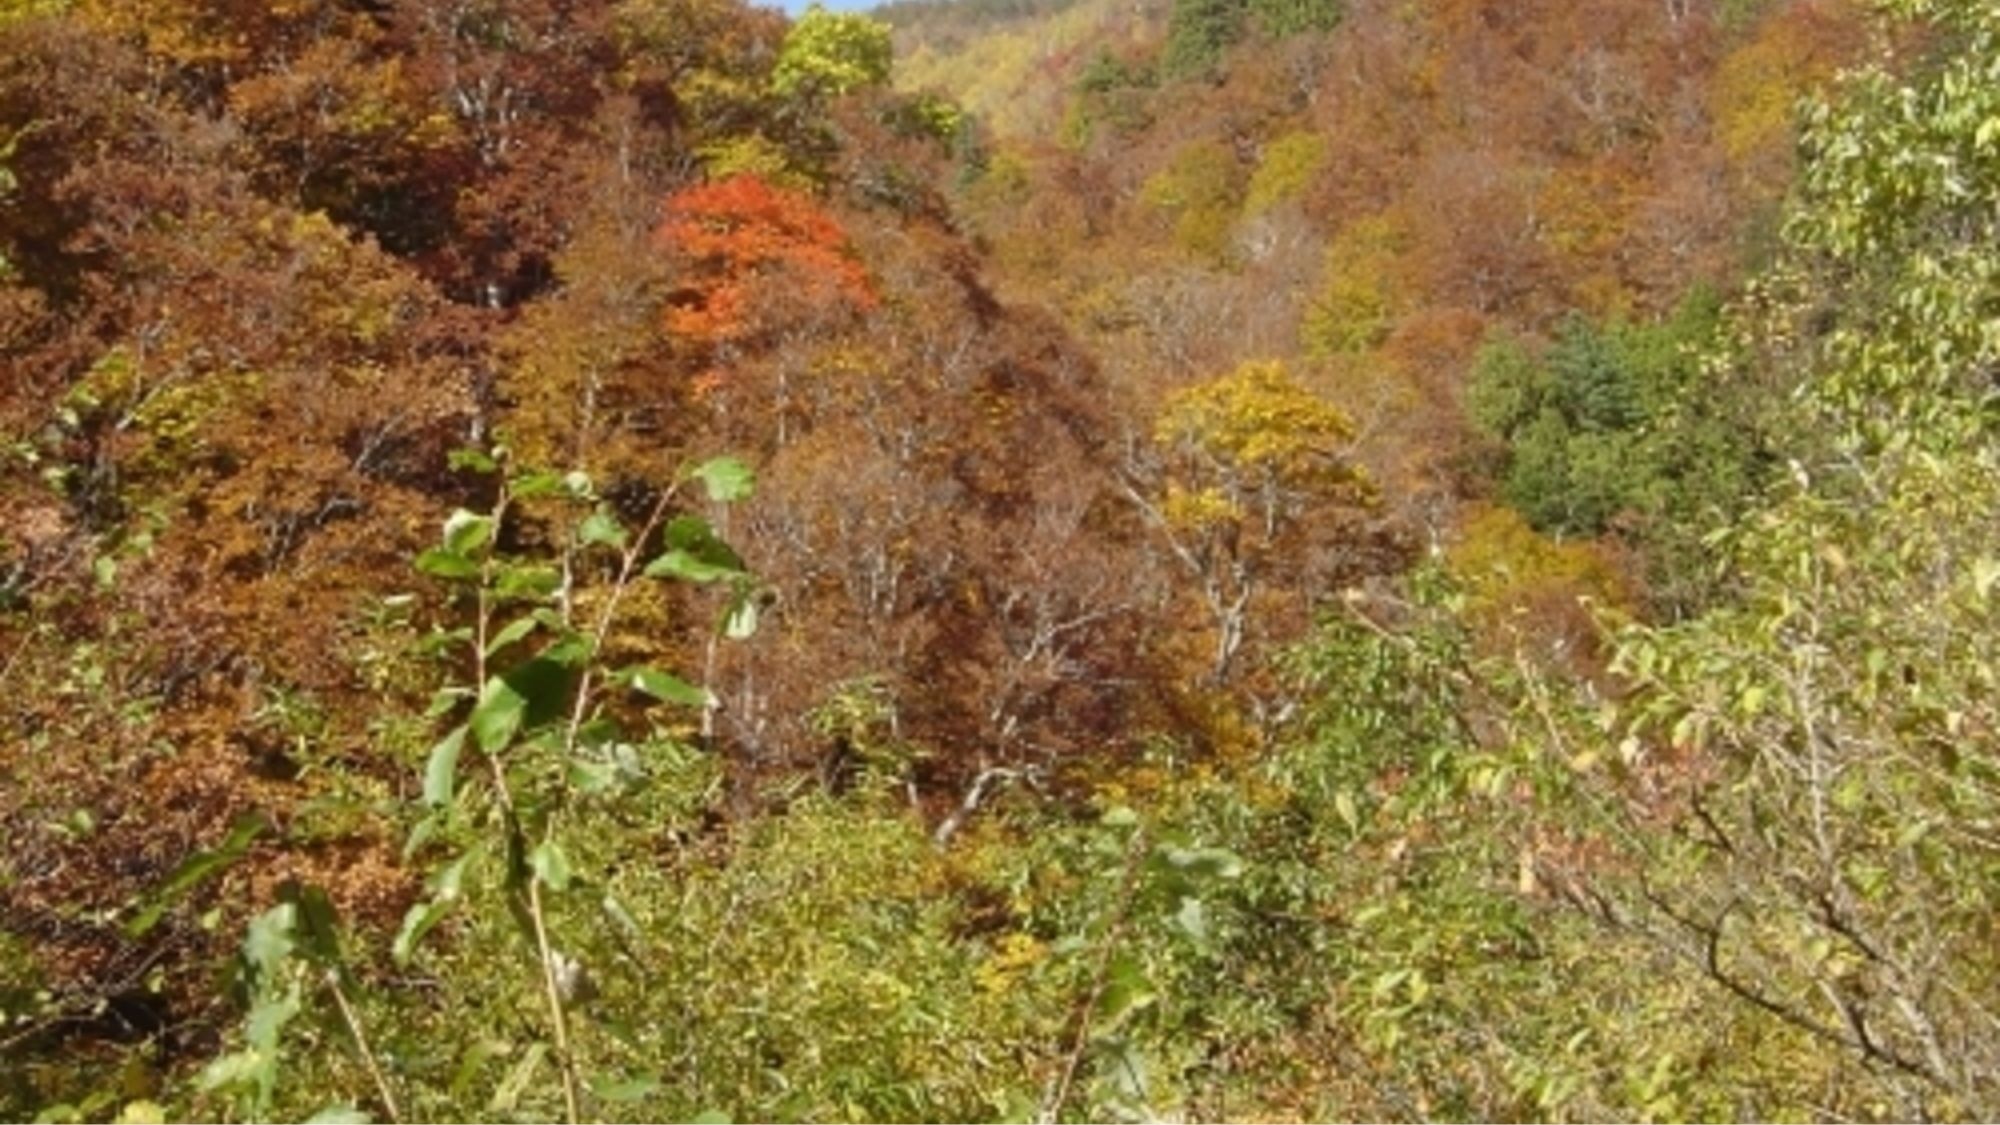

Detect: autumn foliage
[16, 0, 1993, 1119]
[656, 174, 876, 347]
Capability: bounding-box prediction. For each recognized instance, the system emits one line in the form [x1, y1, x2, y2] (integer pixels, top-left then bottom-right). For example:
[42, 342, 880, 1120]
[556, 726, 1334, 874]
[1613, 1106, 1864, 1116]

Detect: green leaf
[1171, 895, 1208, 943]
[621, 665, 710, 707]
[577, 509, 628, 549]
[646, 550, 734, 583]
[470, 676, 527, 754]
[689, 456, 756, 503]
[423, 726, 467, 808]
[509, 470, 567, 498]
[644, 516, 745, 583]
[392, 898, 454, 967]
[470, 658, 572, 754]
[443, 509, 495, 555]
[484, 615, 539, 657]
[541, 632, 596, 668]
[415, 548, 480, 579]
[1096, 953, 1156, 1029]
[286, 883, 343, 967]
[242, 903, 297, 981]
[495, 563, 561, 601]
[449, 448, 499, 474]
[688, 1111, 733, 1125]
[393, 852, 473, 965]
[1158, 845, 1244, 880]
[198, 1049, 273, 1098]
[450, 1038, 509, 1102]
[530, 840, 573, 892]
[125, 815, 266, 938]
[568, 759, 621, 794]
[1098, 1036, 1151, 1105]
[490, 1042, 549, 1113]
[1333, 790, 1359, 832]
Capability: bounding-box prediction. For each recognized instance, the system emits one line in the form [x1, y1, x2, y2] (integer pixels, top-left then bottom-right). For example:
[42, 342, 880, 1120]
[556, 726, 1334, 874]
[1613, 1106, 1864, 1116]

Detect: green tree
[1248, 0, 1340, 38]
[1555, 2, 2000, 1115]
[771, 5, 893, 99]
[1465, 291, 1742, 560]
[1161, 0, 1246, 80]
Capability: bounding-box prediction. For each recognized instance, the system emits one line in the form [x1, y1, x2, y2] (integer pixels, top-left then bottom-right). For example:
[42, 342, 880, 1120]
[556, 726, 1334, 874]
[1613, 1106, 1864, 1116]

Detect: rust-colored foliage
[656, 174, 877, 349]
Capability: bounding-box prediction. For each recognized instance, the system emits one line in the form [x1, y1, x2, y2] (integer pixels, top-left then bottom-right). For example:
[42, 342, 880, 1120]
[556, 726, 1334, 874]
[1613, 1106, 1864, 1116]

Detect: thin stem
[528, 871, 582, 1125]
[325, 970, 402, 1125]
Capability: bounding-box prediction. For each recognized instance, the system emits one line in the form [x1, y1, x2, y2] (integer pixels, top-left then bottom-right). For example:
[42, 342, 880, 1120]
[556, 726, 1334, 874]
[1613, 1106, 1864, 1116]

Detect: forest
[1, 0, 1997, 1119]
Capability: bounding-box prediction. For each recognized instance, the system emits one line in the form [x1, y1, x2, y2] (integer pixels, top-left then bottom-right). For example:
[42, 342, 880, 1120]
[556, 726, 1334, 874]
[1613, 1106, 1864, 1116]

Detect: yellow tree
[1133, 359, 1378, 683]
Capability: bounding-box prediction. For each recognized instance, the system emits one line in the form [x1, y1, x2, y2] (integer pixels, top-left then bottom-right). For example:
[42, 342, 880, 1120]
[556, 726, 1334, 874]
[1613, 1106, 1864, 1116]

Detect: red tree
[655, 174, 876, 349]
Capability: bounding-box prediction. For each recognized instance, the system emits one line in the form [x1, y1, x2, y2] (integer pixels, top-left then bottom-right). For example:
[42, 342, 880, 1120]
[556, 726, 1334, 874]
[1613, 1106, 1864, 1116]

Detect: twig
[325, 970, 402, 1124]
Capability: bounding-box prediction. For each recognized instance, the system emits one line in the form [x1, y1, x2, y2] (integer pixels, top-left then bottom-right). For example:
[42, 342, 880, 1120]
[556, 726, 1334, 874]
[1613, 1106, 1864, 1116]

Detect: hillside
[4, 0, 1999, 1121]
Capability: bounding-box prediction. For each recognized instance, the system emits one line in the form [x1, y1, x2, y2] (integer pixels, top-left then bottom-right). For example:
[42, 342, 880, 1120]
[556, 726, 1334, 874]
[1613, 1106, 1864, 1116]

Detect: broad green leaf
[568, 759, 621, 794]
[1096, 953, 1156, 1029]
[1098, 1036, 1151, 1104]
[1333, 790, 1359, 831]
[287, 883, 343, 967]
[443, 509, 495, 554]
[241, 903, 297, 980]
[645, 516, 745, 583]
[470, 676, 526, 754]
[393, 851, 473, 965]
[484, 615, 539, 657]
[622, 665, 709, 707]
[415, 548, 479, 580]
[471, 657, 572, 753]
[489, 1042, 549, 1113]
[541, 632, 596, 668]
[448, 447, 498, 474]
[645, 550, 739, 584]
[530, 840, 573, 892]
[1158, 845, 1244, 880]
[423, 726, 467, 807]
[495, 563, 561, 601]
[509, 470, 566, 498]
[392, 898, 455, 967]
[1171, 895, 1208, 943]
[577, 509, 627, 549]
[689, 456, 756, 503]
[245, 993, 295, 1109]
[197, 1050, 272, 1096]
